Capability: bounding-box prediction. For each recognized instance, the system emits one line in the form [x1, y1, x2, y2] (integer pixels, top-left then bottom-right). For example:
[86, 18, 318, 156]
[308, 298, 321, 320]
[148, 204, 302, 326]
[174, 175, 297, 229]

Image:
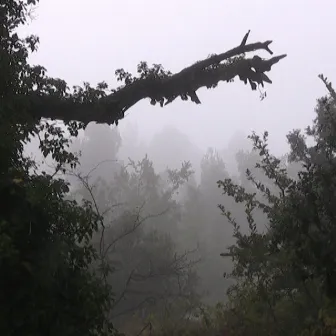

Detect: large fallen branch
[29, 30, 286, 126]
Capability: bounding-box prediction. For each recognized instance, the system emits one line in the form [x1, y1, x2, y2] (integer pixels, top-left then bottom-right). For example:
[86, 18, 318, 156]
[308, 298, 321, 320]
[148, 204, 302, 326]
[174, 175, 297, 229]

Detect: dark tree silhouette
[26, 30, 286, 126]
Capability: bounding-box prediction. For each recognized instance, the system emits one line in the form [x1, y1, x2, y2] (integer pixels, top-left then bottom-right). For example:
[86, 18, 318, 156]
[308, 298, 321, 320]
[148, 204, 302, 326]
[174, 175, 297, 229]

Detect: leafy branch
[26, 30, 286, 126]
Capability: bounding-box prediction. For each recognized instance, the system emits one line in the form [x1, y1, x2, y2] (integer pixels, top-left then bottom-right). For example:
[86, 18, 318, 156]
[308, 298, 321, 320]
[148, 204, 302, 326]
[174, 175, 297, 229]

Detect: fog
[21, 0, 334, 156]
[18, 0, 335, 332]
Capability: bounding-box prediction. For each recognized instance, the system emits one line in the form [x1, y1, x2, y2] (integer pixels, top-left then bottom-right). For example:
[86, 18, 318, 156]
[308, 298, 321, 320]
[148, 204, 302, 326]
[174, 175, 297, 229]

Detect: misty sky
[21, 0, 335, 155]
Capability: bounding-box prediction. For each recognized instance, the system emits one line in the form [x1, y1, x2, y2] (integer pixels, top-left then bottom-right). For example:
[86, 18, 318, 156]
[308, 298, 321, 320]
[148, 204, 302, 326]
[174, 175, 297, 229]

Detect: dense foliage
[0, 1, 115, 335]
[217, 82, 336, 336]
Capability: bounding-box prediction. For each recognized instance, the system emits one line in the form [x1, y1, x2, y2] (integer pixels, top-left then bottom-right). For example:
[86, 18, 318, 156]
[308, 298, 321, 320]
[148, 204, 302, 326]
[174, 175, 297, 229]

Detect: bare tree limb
[135, 321, 152, 336]
[111, 269, 135, 310]
[28, 31, 286, 126]
[102, 205, 170, 259]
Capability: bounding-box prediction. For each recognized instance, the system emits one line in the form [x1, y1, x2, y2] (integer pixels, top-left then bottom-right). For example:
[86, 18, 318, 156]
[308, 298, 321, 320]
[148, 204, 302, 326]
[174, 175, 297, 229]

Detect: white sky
[21, 0, 335, 155]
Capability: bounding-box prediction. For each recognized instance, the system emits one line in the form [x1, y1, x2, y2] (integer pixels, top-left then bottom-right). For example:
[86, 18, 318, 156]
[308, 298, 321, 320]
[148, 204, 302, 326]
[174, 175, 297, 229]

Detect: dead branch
[110, 247, 199, 317]
[102, 205, 170, 258]
[28, 31, 286, 126]
[135, 321, 152, 336]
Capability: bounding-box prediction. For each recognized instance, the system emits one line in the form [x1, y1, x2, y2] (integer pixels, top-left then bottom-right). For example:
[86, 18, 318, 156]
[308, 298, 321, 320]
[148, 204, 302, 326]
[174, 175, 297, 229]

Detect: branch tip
[240, 30, 251, 46]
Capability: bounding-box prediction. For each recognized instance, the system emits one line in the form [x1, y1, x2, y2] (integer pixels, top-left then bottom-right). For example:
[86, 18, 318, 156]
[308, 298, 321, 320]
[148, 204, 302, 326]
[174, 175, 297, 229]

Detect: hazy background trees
[62, 96, 335, 335]
[63, 115, 304, 328]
